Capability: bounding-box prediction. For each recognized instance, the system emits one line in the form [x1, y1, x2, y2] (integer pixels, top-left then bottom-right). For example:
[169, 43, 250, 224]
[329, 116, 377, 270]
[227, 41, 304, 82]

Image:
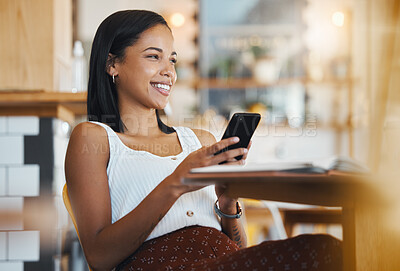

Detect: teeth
[152, 83, 170, 91]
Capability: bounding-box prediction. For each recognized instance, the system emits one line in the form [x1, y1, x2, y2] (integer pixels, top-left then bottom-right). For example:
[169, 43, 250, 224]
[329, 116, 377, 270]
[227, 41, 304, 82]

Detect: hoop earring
[112, 74, 115, 84]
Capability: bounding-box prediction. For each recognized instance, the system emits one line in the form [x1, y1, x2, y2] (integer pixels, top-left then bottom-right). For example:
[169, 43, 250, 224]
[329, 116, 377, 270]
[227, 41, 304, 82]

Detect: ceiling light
[170, 12, 185, 28]
[332, 11, 345, 27]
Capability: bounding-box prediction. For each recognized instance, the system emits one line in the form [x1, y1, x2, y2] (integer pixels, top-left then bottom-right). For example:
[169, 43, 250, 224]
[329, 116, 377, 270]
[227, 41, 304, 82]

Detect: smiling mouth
[150, 82, 171, 96]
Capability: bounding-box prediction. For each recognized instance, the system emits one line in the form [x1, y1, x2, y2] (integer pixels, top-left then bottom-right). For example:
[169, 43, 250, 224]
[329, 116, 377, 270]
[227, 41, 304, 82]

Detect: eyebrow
[143, 47, 177, 56]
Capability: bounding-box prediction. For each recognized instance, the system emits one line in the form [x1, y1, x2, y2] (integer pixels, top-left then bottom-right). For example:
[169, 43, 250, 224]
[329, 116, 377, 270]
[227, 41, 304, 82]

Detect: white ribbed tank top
[90, 122, 221, 241]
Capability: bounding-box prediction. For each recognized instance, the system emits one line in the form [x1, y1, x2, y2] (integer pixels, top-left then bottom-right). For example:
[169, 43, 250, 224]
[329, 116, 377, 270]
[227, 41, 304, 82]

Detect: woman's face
[113, 24, 177, 110]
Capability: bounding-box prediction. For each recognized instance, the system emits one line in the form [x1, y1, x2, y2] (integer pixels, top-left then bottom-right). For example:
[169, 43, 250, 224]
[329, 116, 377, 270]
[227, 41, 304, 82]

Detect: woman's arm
[65, 123, 248, 271]
[217, 195, 248, 248]
[192, 129, 248, 248]
[65, 122, 182, 270]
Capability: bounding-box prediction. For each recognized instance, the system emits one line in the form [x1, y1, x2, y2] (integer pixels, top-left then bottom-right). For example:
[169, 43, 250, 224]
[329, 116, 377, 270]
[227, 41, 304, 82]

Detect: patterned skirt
[116, 226, 342, 271]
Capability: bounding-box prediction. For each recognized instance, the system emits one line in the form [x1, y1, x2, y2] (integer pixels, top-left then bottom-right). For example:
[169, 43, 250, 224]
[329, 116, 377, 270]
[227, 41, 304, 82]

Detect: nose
[162, 70, 174, 77]
[160, 63, 176, 83]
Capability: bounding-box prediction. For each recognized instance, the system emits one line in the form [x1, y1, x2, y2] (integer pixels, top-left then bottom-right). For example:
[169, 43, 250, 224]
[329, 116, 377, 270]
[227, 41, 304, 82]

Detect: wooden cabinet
[0, 0, 72, 91]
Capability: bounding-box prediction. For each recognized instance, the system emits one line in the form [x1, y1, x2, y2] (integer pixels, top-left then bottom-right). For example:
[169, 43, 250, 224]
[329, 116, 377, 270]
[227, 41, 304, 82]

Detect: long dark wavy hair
[87, 10, 175, 134]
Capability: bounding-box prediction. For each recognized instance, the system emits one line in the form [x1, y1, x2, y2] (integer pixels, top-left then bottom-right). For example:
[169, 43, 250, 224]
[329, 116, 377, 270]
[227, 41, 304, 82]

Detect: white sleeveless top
[90, 122, 221, 241]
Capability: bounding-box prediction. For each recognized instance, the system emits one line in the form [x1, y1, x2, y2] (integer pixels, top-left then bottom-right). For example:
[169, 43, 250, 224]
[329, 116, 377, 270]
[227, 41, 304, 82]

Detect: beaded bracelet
[214, 199, 242, 219]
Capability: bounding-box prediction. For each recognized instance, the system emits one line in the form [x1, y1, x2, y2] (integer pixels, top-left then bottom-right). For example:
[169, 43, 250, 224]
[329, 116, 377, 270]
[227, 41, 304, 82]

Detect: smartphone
[214, 112, 261, 162]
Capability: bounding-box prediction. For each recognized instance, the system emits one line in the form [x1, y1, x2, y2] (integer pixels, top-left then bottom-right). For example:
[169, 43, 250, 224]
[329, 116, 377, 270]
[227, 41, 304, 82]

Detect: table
[183, 170, 385, 271]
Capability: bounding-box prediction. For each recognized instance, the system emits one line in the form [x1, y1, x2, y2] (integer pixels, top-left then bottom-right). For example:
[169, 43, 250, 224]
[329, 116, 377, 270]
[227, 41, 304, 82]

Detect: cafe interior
[0, 0, 399, 270]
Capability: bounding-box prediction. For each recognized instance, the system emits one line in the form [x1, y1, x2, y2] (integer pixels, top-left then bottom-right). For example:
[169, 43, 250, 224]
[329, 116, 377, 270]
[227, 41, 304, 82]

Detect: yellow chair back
[62, 184, 93, 271]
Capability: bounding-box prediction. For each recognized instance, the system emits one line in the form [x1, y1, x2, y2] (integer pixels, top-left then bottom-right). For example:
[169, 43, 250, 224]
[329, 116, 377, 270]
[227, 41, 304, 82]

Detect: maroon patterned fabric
[116, 226, 342, 271]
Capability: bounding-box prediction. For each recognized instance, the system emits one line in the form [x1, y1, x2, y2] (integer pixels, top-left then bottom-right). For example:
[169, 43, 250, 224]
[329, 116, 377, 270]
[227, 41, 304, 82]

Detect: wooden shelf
[194, 77, 303, 89]
[193, 77, 352, 90]
[0, 90, 86, 123]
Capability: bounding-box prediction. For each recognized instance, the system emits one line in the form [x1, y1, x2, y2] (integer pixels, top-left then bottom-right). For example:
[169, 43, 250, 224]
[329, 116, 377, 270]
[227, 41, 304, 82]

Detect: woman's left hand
[215, 141, 252, 212]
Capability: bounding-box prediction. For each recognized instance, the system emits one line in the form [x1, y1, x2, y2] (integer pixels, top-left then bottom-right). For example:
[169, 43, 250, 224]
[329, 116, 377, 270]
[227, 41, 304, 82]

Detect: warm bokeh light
[332, 11, 345, 27]
[170, 12, 185, 27]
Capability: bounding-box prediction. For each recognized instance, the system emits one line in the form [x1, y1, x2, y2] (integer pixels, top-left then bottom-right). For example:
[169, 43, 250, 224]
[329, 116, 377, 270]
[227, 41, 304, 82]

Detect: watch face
[236, 202, 242, 216]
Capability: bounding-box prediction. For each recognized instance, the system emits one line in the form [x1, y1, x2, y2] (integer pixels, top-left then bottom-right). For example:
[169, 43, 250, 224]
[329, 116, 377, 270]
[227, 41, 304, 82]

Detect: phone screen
[215, 113, 261, 161]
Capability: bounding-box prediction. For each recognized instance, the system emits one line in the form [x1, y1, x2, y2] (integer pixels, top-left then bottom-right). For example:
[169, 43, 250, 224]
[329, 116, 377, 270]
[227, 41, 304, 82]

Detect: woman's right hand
[168, 136, 247, 194]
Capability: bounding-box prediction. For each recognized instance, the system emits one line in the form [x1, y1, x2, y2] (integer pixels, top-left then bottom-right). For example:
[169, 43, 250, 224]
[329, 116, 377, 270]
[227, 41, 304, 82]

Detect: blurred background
[0, 0, 399, 270]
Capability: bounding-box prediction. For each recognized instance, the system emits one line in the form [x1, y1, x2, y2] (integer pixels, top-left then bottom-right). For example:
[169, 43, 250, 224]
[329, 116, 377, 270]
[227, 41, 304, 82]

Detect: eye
[170, 58, 177, 64]
[146, 54, 159, 60]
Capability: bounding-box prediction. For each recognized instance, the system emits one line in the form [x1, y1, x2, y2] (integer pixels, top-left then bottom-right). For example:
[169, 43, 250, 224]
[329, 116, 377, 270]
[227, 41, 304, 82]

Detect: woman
[65, 10, 342, 271]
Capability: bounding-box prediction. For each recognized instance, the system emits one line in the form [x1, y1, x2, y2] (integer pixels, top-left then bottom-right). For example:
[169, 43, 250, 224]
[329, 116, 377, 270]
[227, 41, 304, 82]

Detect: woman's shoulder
[189, 128, 216, 147]
[68, 121, 109, 149]
[71, 121, 108, 137]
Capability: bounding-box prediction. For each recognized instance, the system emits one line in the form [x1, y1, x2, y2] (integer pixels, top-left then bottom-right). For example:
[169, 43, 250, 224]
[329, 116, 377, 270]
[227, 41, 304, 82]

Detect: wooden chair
[281, 208, 342, 237]
[245, 201, 342, 241]
[62, 184, 93, 271]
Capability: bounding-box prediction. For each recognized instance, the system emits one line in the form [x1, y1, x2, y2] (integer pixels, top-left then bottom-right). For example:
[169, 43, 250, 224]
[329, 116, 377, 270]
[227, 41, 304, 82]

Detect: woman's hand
[169, 137, 248, 195]
[215, 140, 252, 213]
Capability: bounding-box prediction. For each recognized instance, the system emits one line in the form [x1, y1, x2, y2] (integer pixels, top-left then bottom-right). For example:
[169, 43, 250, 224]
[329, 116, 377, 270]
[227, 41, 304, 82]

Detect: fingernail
[233, 137, 240, 142]
[243, 149, 248, 153]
